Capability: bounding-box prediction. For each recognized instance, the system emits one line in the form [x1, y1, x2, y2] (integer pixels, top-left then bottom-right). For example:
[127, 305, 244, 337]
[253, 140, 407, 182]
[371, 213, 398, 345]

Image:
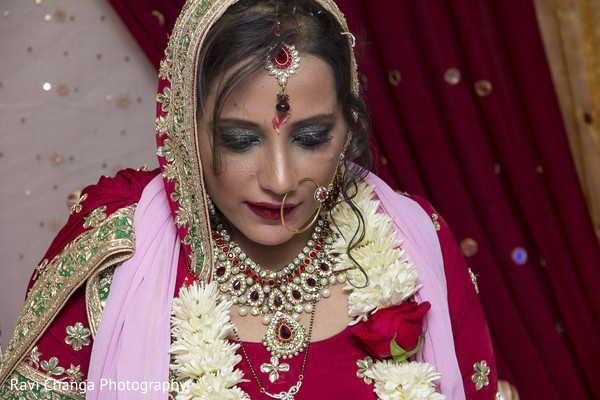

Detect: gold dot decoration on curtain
[48, 218, 64, 233]
[444, 68, 461, 85]
[151, 10, 166, 27]
[460, 238, 479, 257]
[388, 69, 401, 86]
[511, 247, 528, 265]
[50, 152, 65, 166]
[53, 8, 67, 23]
[57, 83, 69, 96]
[116, 94, 131, 109]
[475, 79, 493, 96]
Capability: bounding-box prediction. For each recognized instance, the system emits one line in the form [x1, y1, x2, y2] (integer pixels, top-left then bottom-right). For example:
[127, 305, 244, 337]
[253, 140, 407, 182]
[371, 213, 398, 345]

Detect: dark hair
[197, 0, 372, 286]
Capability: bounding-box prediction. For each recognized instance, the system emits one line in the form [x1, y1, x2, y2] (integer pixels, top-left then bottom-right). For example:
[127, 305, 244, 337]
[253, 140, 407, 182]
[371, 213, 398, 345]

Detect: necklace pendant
[260, 355, 290, 383]
[263, 312, 307, 359]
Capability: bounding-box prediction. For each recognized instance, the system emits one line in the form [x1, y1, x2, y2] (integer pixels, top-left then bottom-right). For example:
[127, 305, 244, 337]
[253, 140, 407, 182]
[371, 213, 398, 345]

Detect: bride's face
[198, 55, 347, 248]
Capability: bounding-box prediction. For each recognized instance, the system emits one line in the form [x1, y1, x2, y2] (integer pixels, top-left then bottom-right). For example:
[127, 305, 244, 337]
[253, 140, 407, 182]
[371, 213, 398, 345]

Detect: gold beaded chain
[233, 302, 316, 400]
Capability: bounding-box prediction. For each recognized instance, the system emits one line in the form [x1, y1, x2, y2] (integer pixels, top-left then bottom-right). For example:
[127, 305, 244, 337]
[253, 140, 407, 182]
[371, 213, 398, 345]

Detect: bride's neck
[224, 226, 314, 272]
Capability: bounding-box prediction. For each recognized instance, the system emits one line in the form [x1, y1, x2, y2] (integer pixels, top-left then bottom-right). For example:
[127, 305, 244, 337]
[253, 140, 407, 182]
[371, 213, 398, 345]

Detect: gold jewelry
[265, 43, 300, 114]
[281, 177, 328, 234]
[212, 219, 342, 320]
[234, 301, 315, 395]
[212, 219, 343, 364]
[205, 193, 217, 216]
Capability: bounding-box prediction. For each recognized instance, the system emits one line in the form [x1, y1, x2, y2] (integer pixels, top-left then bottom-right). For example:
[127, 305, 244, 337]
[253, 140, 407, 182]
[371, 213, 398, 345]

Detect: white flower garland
[328, 182, 444, 399]
[327, 183, 421, 321]
[170, 181, 444, 399]
[170, 282, 249, 399]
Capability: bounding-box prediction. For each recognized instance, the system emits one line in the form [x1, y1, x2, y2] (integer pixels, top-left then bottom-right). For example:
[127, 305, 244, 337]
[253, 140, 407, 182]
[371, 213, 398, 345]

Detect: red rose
[350, 301, 431, 361]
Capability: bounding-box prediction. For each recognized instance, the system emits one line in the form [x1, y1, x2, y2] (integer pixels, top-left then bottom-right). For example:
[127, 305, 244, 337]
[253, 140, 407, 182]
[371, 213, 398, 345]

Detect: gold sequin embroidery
[432, 214, 441, 231]
[472, 360, 491, 390]
[70, 193, 88, 215]
[468, 268, 480, 294]
[83, 205, 107, 228]
[32, 259, 49, 281]
[64, 322, 91, 351]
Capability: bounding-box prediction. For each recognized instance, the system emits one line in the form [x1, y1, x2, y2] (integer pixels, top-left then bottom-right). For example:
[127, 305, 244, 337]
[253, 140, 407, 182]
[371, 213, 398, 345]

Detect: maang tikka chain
[265, 43, 300, 134]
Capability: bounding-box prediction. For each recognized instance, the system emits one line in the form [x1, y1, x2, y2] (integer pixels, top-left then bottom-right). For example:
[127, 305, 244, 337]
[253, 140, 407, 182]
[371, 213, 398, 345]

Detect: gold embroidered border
[86, 265, 116, 338]
[15, 363, 85, 399]
[0, 205, 136, 387]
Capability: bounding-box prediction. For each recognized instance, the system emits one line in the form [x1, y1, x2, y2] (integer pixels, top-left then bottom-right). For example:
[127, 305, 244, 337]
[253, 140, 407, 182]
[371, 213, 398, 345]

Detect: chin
[248, 226, 297, 247]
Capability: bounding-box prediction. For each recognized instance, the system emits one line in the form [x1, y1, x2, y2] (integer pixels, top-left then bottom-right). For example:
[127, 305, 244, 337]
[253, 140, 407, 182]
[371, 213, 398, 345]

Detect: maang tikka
[265, 43, 300, 133]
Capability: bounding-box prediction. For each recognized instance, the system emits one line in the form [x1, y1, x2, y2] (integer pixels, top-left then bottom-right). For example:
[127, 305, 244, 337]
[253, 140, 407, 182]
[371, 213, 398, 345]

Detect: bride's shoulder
[0, 167, 160, 397]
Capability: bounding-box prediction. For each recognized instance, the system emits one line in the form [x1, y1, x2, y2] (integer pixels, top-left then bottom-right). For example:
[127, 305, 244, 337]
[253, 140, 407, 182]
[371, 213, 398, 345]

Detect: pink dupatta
[365, 172, 465, 399]
[87, 176, 180, 399]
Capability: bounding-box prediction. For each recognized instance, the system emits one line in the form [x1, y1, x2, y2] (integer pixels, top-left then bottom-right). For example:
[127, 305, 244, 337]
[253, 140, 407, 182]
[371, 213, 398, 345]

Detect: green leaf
[390, 335, 421, 363]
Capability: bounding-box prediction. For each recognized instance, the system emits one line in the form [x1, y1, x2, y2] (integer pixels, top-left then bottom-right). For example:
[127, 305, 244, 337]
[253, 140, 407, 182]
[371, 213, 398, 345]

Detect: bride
[0, 0, 497, 399]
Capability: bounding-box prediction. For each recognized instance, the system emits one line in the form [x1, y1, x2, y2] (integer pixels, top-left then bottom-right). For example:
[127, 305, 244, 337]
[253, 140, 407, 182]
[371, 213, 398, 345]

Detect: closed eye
[218, 127, 261, 151]
[292, 126, 333, 148]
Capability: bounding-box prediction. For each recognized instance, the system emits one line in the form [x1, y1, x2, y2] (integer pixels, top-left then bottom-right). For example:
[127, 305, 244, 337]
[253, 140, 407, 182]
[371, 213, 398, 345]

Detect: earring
[206, 193, 217, 216]
[281, 177, 325, 234]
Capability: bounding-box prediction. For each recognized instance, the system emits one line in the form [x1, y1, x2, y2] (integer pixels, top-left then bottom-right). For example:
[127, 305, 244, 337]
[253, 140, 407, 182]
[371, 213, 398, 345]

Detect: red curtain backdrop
[108, 1, 600, 398]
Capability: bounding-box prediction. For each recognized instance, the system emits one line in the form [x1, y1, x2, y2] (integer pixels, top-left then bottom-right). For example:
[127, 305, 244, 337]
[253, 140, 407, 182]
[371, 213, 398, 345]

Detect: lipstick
[246, 202, 295, 221]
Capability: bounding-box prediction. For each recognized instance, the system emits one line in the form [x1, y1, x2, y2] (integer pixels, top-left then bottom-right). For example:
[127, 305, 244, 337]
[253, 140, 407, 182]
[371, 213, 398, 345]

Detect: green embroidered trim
[86, 265, 116, 338]
[0, 205, 136, 388]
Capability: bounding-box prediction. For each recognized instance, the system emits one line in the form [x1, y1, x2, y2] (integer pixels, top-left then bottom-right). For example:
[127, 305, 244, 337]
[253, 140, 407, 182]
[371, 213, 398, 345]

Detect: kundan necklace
[212, 218, 344, 324]
[211, 218, 343, 382]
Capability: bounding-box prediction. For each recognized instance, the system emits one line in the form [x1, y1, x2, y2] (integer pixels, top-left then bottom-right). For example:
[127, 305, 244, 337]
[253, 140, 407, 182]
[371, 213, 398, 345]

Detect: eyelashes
[218, 134, 261, 151]
[218, 125, 333, 151]
[292, 129, 333, 148]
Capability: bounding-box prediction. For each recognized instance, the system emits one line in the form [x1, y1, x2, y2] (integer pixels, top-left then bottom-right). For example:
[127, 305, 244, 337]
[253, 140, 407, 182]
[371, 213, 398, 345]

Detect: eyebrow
[217, 113, 337, 131]
[289, 113, 337, 130]
[217, 118, 261, 130]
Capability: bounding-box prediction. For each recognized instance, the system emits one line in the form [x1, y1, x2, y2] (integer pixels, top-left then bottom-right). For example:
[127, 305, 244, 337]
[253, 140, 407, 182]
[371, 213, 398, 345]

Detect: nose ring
[281, 177, 328, 234]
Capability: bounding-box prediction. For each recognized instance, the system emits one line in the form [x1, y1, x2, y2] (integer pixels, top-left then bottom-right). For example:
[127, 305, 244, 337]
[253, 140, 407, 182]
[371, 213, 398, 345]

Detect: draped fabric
[533, 0, 600, 242]
[107, 1, 600, 399]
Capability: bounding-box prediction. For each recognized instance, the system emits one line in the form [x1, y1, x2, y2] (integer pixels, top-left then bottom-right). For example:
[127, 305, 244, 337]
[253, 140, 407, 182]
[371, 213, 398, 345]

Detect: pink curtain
[108, 1, 600, 398]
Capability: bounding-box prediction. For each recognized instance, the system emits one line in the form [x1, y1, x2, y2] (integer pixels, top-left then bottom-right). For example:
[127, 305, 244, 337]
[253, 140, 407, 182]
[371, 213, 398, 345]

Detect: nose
[258, 148, 298, 196]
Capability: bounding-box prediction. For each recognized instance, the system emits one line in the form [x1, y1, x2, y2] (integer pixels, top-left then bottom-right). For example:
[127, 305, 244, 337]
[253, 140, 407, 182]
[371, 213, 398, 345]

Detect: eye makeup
[292, 125, 333, 148]
[218, 127, 261, 151]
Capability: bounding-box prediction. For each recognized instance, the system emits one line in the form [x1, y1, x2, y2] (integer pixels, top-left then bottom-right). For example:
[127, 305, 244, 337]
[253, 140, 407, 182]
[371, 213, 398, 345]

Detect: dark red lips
[246, 202, 296, 221]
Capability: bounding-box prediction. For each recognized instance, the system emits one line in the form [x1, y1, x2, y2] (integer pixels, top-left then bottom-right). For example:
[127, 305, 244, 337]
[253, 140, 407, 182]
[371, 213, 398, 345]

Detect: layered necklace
[209, 217, 345, 398]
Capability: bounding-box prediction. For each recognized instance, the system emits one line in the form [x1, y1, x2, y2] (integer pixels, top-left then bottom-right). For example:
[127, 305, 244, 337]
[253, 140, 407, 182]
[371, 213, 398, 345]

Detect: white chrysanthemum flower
[365, 360, 445, 400]
[183, 369, 248, 398]
[172, 341, 242, 378]
[170, 282, 249, 399]
[347, 261, 420, 318]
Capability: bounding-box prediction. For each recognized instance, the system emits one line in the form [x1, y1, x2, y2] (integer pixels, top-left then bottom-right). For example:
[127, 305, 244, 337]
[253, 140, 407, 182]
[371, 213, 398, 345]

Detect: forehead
[216, 55, 338, 120]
